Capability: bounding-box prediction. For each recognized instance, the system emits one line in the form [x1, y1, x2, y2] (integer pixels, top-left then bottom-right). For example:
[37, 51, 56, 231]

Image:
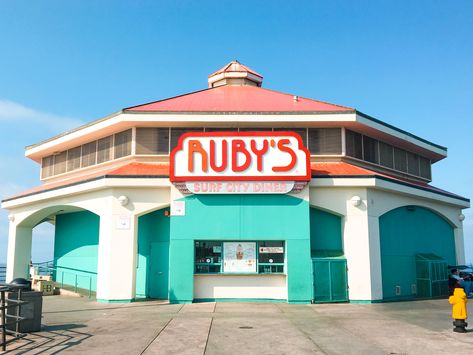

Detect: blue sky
[0, 0, 472, 263]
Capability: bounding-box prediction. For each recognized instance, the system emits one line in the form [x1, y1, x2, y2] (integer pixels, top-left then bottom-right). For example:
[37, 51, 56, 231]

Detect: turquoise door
[148, 241, 169, 299]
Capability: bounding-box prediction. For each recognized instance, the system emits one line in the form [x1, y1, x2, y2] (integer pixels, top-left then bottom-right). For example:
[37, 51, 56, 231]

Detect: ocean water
[0, 263, 6, 283]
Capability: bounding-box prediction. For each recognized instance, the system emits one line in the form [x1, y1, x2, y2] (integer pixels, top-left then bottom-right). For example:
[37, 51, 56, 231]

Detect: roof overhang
[25, 110, 447, 163]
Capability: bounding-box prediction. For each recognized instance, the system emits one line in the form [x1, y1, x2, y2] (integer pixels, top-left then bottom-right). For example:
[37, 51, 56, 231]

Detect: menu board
[223, 242, 257, 273]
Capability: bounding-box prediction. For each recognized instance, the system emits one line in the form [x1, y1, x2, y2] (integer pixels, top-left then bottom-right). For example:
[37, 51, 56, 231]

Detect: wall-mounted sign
[170, 200, 186, 216]
[259, 247, 284, 254]
[170, 132, 311, 184]
[186, 181, 294, 194]
[115, 215, 130, 230]
[223, 242, 257, 273]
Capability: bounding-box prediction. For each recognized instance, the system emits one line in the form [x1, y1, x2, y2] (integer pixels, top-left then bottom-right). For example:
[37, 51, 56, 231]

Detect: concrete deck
[2, 296, 473, 354]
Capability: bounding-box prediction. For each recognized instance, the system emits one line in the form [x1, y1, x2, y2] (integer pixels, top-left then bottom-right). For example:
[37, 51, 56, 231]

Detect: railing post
[75, 275, 78, 293]
[61, 271, 64, 289]
[89, 277, 92, 298]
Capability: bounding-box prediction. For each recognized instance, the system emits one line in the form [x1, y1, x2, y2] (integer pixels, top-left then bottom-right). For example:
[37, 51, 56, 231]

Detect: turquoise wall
[379, 206, 455, 300]
[136, 208, 170, 298]
[309, 208, 343, 253]
[169, 194, 312, 303]
[54, 211, 99, 292]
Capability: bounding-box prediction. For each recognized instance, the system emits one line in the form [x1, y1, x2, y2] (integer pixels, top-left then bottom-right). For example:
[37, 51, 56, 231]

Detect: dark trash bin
[5, 279, 42, 333]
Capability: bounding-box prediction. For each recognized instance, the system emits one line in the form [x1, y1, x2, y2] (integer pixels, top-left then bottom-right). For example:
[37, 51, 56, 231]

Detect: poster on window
[223, 242, 257, 273]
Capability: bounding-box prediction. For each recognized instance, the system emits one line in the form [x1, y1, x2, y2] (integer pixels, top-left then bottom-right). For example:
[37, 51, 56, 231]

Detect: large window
[345, 130, 363, 159]
[346, 129, 432, 180]
[308, 128, 342, 155]
[194, 241, 285, 274]
[136, 127, 170, 155]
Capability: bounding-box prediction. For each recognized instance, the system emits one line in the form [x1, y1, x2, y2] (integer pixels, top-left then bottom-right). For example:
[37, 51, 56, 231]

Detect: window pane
[195, 241, 222, 273]
[379, 142, 394, 168]
[136, 128, 170, 154]
[170, 128, 203, 151]
[273, 128, 307, 147]
[394, 147, 407, 172]
[345, 130, 363, 159]
[238, 127, 270, 132]
[81, 141, 97, 167]
[419, 157, 431, 180]
[308, 128, 342, 154]
[53, 151, 67, 175]
[114, 129, 132, 159]
[258, 241, 284, 263]
[67, 147, 81, 171]
[205, 127, 237, 132]
[407, 152, 420, 176]
[363, 136, 379, 164]
[97, 136, 112, 163]
[41, 156, 54, 178]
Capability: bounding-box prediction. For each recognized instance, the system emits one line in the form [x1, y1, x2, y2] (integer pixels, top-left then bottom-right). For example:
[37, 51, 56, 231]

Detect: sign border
[169, 131, 311, 182]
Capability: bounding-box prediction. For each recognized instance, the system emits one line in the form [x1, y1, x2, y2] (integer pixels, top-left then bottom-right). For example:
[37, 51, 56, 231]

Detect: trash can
[6, 278, 43, 333]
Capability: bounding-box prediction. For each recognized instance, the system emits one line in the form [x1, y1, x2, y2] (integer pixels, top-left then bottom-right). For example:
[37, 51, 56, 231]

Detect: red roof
[125, 85, 353, 113]
[208, 60, 263, 78]
[3, 162, 467, 203]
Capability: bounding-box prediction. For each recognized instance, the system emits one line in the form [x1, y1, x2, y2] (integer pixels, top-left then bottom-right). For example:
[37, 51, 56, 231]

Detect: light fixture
[350, 196, 362, 207]
[8, 214, 15, 222]
[118, 195, 129, 206]
[459, 213, 465, 222]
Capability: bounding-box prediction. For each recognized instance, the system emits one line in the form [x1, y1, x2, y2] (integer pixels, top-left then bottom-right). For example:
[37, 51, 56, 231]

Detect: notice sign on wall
[223, 242, 257, 273]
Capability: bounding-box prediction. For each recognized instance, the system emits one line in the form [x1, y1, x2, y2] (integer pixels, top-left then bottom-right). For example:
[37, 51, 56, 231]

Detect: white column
[95, 195, 138, 302]
[454, 227, 466, 265]
[6, 222, 32, 282]
[343, 191, 380, 301]
[367, 215, 383, 300]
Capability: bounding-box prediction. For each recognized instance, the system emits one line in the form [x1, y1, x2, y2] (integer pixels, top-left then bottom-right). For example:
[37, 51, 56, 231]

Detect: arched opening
[135, 207, 170, 299]
[379, 205, 455, 300]
[14, 206, 100, 294]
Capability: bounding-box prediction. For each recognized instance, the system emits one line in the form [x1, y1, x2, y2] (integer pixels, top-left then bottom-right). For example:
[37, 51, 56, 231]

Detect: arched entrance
[379, 205, 456, 300]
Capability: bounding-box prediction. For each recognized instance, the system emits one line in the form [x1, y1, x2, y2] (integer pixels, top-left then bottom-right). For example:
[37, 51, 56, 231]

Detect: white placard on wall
[171, 200, 186, 216]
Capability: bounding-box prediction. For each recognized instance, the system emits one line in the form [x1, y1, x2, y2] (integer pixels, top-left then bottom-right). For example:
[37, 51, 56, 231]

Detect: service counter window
[258, 241, 285, 274]
[195, 241, 222, 273]
[194, 241, 285, 274]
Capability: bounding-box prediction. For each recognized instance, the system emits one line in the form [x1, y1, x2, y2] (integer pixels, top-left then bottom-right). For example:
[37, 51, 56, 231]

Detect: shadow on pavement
[3, 323, 91, 354]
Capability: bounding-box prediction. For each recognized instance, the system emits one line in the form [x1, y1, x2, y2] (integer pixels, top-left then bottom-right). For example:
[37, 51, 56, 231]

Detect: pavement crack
[203, 317, 214, 355]
[139, 318, 173, 355]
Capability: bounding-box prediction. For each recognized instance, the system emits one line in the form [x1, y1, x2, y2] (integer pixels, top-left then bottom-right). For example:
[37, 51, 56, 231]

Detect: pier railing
[32, 261, 95, 298]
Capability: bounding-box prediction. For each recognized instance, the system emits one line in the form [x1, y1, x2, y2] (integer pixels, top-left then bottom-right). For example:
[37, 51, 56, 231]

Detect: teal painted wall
[379, 206, 456, 300]
[54, 211, 99, 291]
[136, 208, 170, 298]
[309, 208, 343, 252]
[169, 194, 312, 303]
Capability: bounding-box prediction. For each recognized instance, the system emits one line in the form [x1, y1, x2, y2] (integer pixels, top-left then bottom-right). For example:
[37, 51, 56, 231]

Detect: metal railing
[0, 284, 29, 351]
[32, 261, 95, 298]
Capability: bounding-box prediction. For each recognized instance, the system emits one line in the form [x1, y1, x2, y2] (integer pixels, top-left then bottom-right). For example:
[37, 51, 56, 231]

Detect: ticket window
[194, 240, 285, 274]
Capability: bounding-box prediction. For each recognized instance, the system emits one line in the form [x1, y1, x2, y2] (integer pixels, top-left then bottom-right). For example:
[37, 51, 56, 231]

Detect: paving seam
[203, 317, 214, 355]
[138, 317, 173, 355]
[274, 303, 328, 355]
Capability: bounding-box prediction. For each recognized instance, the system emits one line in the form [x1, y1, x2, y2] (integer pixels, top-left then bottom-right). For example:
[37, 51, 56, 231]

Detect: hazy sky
[0, 0, 472, 263]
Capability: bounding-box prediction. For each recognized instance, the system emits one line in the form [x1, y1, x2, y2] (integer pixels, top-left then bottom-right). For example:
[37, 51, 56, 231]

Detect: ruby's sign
[170, 132, 310, 194]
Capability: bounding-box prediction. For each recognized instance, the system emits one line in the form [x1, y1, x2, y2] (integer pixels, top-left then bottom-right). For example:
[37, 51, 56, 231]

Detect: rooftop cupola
[208, 60, 263, 88]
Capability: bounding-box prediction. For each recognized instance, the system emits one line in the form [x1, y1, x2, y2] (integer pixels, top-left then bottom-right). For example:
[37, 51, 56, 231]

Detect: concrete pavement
[2, 296, 473, 354]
